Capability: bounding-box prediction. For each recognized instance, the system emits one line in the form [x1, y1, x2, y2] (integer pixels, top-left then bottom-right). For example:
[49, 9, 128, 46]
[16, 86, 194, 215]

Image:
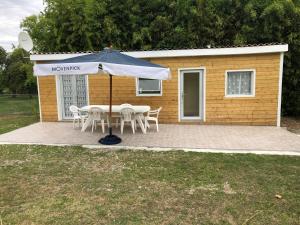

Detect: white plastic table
[80, 105, 150, 134]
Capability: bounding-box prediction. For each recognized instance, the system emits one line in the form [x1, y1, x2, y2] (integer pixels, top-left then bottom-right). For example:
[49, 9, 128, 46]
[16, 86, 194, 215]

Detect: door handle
[181, 93, 185, 99]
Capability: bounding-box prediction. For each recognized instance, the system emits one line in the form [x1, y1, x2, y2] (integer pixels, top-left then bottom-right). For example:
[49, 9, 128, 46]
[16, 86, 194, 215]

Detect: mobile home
[30, 43, 288, 126]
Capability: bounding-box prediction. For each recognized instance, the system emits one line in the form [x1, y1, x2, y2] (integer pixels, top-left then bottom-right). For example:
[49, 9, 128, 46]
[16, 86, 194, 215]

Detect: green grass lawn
[0, 95, 39, 134]
[0, 145, 299, 225]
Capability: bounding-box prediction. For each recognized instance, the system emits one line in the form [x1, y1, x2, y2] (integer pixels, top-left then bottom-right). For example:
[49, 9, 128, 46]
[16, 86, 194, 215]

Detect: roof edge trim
[30, 44, 288, 61]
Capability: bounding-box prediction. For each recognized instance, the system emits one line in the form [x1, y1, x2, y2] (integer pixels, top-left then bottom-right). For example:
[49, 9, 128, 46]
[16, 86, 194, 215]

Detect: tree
[21, 0, 300, 115]
[0, 46, 6, 65]
[23, 63, 37, 95]
[2, 48, 36, 96]
[0, 46, 7, 92]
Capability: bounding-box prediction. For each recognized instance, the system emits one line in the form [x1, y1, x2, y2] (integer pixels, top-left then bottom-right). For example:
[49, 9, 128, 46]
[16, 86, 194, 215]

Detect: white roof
[30, 44, 288, 61]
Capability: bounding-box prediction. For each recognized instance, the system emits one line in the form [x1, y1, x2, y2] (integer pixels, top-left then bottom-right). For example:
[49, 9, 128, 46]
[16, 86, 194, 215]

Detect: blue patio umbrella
[34, 48, 171, 144]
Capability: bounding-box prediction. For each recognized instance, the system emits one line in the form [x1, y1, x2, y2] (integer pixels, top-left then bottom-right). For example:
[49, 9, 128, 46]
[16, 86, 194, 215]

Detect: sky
[0, 0, 45, 52]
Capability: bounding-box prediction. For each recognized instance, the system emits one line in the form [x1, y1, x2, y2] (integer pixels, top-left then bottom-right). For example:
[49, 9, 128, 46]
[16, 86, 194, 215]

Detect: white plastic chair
[145, 107, 162, 132]
[69, 105, 87, 128]
[114, 103, 133, 128]
[89, 107, 106, 133]
[120, 107, 136, 134]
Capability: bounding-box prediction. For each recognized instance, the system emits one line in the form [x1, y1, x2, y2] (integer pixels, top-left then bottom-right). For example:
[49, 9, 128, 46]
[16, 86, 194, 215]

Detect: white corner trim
[55, 75, 62, 121]
[224, 69, 256, 98]
[36, 74, 43, 122]
[277, 53, 284, 127]
[30, 44, 289, 61]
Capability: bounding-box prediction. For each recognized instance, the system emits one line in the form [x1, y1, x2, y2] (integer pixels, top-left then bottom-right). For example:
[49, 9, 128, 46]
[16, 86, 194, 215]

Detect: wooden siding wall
[38, 53, 280, 125]
[38, 76, 58, 121]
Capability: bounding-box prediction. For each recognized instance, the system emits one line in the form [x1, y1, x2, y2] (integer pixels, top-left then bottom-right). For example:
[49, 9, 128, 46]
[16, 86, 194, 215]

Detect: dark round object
[99, 134, 122, 145]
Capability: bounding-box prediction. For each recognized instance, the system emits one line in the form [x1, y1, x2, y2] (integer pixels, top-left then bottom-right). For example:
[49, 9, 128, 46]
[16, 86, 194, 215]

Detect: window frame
[225, 69, 256, 98]
[136, 78, 163, 96]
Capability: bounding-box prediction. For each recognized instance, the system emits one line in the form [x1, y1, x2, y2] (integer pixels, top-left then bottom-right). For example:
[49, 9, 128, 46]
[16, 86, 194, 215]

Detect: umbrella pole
[99, 74, 122, 145]
[109, 74, 112, 135]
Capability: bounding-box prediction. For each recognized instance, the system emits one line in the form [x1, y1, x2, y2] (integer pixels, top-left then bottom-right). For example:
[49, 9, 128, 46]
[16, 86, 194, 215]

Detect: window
[225, 70, 255, 97]
[136, 78, 162, 96]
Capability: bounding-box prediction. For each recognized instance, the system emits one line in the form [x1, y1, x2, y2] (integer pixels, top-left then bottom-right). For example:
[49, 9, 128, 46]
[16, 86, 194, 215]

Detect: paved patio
[0, 122, 299, 154]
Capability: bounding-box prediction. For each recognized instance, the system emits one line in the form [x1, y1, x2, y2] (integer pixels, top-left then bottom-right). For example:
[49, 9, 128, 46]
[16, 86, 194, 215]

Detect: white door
[60, 75, 88, 119]
[180, 69, 204, 120]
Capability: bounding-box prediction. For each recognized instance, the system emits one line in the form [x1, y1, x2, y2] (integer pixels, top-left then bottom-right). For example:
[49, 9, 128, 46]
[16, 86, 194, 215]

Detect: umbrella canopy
[33, 48, 171, 145]
[34, 48, 170, 80]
